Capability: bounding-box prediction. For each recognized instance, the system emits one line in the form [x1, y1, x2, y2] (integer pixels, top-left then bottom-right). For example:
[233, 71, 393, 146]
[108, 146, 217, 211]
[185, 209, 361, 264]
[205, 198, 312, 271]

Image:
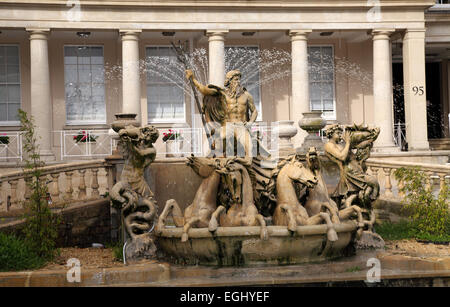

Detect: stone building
[0, 0, 449, 161]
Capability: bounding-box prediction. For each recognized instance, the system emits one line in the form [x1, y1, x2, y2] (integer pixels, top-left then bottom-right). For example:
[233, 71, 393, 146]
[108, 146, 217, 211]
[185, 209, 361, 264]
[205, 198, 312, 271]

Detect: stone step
[429, 138, 450, 151]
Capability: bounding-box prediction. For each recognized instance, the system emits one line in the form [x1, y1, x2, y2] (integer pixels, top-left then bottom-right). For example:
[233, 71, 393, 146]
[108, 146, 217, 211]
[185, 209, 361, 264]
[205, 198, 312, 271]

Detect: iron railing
[0, 131, 22, 161]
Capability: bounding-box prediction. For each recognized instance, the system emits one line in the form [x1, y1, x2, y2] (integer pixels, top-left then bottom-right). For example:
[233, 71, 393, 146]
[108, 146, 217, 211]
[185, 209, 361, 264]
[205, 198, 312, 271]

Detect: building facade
[0, 0, 448, 161]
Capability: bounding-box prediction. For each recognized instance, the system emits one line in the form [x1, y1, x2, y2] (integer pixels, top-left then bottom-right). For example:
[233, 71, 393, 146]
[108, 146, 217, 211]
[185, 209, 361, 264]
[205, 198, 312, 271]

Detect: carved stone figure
[186, 69, 269, 161]
[209, 158, 268, 240]
[304, 147, 366, 238]
[324, 124, 380, 209]
[272, 155, 338, 242]
[156, 157, 223, 242]
[110, 125, 159, 261]
[152, 61, 384, 265]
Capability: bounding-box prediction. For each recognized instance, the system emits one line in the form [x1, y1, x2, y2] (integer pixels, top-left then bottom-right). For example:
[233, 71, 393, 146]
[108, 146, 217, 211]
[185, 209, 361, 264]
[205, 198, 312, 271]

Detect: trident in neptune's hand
[171, 41, 213, 149]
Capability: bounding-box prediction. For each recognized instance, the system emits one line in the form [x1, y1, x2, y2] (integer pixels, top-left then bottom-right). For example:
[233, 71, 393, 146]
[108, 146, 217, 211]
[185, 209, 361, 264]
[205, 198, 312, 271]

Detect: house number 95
[412, 86, 424, 96]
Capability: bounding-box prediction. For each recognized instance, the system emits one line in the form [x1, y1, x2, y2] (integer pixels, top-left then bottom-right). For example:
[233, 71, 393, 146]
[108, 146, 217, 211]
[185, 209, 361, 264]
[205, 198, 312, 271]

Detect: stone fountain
[109, 58, 383, 266]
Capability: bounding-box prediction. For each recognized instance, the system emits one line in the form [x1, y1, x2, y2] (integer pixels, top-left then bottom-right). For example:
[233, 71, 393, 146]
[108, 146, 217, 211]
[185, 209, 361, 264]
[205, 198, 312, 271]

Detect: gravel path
[384, 239, 450, 257]
[39, 247, 125, 271]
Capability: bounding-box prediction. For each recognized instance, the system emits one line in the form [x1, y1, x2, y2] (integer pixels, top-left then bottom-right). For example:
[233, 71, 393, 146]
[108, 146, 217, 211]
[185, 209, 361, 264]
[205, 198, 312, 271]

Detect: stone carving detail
[156, 156, 223, 242]
[209, 157, 268, 240]
[324, 124, 380, 209]
[154, 69, 382, 265]
[110, 125, 159, 262]
[185, 69, 270, 161]
[272, 155, 339, 242]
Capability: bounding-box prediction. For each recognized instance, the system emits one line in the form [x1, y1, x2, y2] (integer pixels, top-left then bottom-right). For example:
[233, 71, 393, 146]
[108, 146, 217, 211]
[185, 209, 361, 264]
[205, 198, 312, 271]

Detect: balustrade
[366, 159, 450, 201]
[0, 160, 112, 213]
[1, 156, 448, 215]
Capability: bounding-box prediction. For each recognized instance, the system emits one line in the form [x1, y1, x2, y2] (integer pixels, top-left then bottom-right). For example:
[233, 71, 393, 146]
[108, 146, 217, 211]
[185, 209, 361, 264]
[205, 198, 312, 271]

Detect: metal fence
[393, 122, 407, 150]
[54, 130, 114, 160]
[155, 127, 204, 157]
[0, 131, 22, 161]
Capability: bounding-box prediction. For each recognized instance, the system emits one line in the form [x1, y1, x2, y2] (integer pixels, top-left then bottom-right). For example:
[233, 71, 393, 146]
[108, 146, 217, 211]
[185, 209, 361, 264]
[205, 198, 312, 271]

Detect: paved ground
[1, 240, 449, 287]
[36, 239, 450, 271]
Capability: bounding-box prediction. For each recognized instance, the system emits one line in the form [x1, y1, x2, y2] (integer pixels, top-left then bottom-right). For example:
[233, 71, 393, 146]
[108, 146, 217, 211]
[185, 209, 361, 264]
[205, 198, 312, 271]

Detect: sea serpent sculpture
[110, 125, 159, 262]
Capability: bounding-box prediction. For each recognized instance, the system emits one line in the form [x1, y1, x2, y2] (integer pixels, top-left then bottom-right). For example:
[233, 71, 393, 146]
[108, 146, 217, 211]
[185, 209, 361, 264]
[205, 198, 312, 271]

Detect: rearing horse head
[216, 158, 245, 204]
[286, 159, 318, 189]
[186, 156, 217, 178]
[306, 147, 321, 172]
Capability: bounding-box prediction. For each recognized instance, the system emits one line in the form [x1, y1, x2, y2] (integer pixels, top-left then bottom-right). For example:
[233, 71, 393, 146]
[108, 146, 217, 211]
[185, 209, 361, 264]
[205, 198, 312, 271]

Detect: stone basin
[156, 221, 358, 266]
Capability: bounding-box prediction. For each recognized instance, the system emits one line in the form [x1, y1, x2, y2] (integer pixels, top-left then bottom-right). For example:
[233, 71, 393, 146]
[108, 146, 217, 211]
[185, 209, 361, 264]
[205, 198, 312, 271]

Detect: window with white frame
[0, 45, 21, 124]
[308, 46, 335, 119]
[146, 46, 185, 123]
[64, 46, 106, 124]
[225, 46, 262, 120]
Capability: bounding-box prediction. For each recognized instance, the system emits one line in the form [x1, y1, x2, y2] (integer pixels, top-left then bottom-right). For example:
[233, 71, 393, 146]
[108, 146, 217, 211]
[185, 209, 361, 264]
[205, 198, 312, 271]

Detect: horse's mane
[252, 155, 298, 216]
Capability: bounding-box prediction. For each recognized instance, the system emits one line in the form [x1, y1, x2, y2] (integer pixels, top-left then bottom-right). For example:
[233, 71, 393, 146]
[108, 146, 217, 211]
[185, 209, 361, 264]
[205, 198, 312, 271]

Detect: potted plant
[73, 130, 98, 143]
[162, 129, 184, 158]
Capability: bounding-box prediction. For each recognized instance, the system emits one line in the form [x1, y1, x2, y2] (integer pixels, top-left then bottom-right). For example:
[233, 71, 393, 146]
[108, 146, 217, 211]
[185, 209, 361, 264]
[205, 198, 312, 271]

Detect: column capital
[371, 29, 395, 40]
[120, 29, 142, 41]
[288, 30, 312, 41]
[403, 28, 426, 40]
[205, 30, 229, 41]
[26, 28, 50, 40]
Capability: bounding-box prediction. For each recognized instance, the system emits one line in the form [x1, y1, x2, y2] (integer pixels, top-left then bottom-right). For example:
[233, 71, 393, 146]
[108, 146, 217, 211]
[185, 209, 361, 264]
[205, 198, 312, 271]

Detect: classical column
[27, 29, 54, 160]
[372, 29, 398, 152]
[206, 30, 228, 87]
[289, 30, 311, 148]
[402, 29, 429, 151]
[120, 30, 142, 125]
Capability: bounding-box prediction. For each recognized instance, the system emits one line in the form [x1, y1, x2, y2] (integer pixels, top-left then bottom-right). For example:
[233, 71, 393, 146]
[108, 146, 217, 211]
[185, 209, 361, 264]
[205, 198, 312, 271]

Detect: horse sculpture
[208, 158, 268, 240]
[304, 147, 366, 237]
[156, 156, 224, 242]
[273, 156, 338, 242]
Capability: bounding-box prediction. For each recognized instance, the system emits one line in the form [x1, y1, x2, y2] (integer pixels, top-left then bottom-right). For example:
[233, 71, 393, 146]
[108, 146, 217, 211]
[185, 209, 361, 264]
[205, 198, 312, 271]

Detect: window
[146, 46, 185, 123]
[225, 46, 262, 120]
[308, 46, 335, 119]
[0, 45, 21, 124]
[64, 46, 106, 124]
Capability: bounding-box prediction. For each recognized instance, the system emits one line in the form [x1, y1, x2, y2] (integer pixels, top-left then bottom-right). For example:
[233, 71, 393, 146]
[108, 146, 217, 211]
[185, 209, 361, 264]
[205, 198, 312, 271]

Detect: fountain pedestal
[274, 120, 298, 156]
[297, 111, 327, 154]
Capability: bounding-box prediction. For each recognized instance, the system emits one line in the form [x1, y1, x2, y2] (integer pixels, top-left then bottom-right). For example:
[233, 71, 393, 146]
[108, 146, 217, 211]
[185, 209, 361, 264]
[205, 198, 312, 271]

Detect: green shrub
[375, 220, 416, 241]
[19, 109, 60, 260]
[0, 233, 45, 272]
[393, 167, 450, 241]
[375, 220, 450, 243]
[106, 242, 124, 262]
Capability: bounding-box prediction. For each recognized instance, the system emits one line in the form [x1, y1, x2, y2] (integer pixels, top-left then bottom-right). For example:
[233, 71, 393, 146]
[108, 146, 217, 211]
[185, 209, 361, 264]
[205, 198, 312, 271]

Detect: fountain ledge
[155, 222, 357, 266]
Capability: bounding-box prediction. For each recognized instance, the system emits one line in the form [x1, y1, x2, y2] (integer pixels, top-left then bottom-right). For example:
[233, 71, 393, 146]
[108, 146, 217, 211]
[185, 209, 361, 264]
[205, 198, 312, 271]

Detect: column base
[407, 141, 430, 152]
[372, 145, 401, 153]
